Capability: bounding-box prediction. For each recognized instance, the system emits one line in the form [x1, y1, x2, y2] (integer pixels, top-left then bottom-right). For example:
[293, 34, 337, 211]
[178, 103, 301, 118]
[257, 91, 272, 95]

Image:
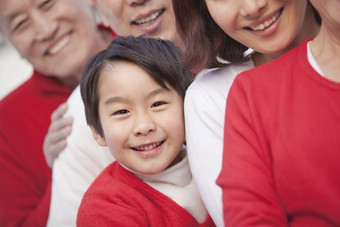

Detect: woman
[172, 0, 320, 226]
[0, 0, 113, 226]
[219, 0, 340, 225]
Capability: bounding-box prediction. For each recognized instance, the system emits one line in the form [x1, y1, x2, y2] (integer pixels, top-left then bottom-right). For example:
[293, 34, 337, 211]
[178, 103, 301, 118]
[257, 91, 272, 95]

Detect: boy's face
[0, 0, 102, 80]
[93, 0, 183, 48]
[92, 61, 185, 175]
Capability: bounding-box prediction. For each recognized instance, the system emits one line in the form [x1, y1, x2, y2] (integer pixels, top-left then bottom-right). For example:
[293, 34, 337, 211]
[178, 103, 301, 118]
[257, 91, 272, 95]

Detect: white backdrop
[0, 36, 32, 100]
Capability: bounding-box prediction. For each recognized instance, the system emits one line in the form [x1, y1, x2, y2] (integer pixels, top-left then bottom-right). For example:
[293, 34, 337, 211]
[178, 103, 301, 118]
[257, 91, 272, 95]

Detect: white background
[0, 33, 33, 100]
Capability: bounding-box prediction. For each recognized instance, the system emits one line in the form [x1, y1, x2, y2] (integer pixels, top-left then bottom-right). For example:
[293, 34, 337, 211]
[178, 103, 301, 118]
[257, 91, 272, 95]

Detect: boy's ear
[91, 0, 109, 27]
[90, 125, 107, 147]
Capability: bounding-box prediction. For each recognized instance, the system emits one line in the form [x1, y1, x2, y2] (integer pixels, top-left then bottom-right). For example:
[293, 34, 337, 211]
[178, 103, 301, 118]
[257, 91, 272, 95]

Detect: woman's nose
[240, 0, 268, 19]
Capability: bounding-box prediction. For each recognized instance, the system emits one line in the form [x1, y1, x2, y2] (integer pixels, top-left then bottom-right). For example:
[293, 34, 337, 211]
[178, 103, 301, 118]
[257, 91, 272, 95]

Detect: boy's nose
[133, 114, 156, 136]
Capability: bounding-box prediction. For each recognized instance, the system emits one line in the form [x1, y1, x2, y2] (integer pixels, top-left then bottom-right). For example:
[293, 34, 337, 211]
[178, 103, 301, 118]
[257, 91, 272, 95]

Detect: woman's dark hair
[80, 36, 194, 137]
[311, 5, 322, 25]
[172, 0, 322, 72]
[172, 0, 248, 71]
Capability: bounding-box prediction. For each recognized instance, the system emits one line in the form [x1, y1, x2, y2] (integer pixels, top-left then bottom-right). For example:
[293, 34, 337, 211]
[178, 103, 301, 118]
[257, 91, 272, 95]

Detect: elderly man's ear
[88, 0, 110, 27]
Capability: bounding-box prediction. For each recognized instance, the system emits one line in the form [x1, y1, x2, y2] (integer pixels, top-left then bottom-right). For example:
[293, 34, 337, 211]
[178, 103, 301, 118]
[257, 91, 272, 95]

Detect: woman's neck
[310, 25, 340, 83]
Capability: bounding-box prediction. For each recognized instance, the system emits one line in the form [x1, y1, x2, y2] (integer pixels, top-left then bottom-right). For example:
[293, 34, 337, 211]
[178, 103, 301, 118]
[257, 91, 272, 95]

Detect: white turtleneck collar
[120, 146, 208, 223]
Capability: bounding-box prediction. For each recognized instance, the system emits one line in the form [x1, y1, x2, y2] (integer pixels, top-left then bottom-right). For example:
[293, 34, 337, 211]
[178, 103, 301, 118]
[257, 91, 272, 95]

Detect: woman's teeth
[251, 12, 280, 31]
[48, 34, 70, 55]
[134, 10, 163, 26]
[134, 142, 162, 151]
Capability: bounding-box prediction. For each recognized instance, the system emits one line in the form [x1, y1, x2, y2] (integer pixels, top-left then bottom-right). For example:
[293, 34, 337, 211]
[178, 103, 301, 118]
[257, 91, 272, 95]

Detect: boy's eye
[113, 109, 129, 115]
[151, 101, 166, 108]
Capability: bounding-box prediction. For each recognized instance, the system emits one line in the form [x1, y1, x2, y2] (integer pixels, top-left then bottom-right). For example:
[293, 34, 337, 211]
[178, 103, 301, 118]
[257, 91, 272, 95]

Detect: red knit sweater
[0, 25, 116, 227]
[218, 40, 340, 226]
[0, 71, 72, 226]
[77, 161, 215, 227]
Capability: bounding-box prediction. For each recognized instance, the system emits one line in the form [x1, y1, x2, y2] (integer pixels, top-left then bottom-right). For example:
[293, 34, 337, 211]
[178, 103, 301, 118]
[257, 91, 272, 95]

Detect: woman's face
[205, 0, 309, 56]
[0, 0, 106, 85]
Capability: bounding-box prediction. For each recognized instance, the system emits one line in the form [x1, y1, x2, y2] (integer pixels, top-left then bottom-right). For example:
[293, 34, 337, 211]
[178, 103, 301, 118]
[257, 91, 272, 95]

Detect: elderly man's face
[0, 0, 106, 82]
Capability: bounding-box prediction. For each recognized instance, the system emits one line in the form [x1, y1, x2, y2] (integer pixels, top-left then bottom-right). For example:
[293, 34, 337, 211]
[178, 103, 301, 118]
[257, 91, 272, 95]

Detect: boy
[77, 36, 215, 226]
[46, 1, 183, 225]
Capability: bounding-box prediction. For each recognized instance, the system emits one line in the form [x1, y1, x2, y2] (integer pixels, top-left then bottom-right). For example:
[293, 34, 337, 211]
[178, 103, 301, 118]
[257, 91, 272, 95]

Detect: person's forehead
[0, 0, 85, 17]
[0, 0, 23, 32]
[95, 0, 117, 7]
[0, 0, 41, 27]
[94, 0, 173, 8]
[0, 0, 34, 15]
[0, 0, 86, 26]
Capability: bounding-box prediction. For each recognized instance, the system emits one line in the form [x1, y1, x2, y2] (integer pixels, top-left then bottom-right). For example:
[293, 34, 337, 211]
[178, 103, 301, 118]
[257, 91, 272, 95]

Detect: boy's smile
[92, 60, 185, 175]
[131, 140, 164, 152]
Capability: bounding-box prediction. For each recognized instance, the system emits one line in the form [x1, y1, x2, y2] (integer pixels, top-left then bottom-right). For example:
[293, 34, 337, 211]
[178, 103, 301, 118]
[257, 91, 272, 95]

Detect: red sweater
[0, 71, 72, 227]
[218, 40, 340, 226]
[77, 161, 215, 227]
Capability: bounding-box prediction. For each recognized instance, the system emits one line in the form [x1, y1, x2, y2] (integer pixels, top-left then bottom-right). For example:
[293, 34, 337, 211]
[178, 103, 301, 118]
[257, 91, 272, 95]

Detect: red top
[0, 25, 116, 227]
[218, 40, 340, 226]
[77, 161, 215, 227]
[0, 71, 72, 226]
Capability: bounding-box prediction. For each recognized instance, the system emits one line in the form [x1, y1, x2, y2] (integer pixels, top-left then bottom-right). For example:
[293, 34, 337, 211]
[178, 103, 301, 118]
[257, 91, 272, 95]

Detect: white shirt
[47, 87, 114, 227]
[184, 60, 254, 227]
[126, 149, 208, 224]
[307, 40, 325, 77]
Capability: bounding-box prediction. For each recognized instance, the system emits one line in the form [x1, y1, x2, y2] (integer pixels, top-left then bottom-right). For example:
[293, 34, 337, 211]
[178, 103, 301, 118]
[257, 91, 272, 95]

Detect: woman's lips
[246, 8, 283, 32]
[132, 9, 165, 34]
[132, 9, 165, 26]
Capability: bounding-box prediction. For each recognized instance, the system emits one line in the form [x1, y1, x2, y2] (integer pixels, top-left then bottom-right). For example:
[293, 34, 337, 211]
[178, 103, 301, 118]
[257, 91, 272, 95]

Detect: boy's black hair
[80, 36, 194, 137]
